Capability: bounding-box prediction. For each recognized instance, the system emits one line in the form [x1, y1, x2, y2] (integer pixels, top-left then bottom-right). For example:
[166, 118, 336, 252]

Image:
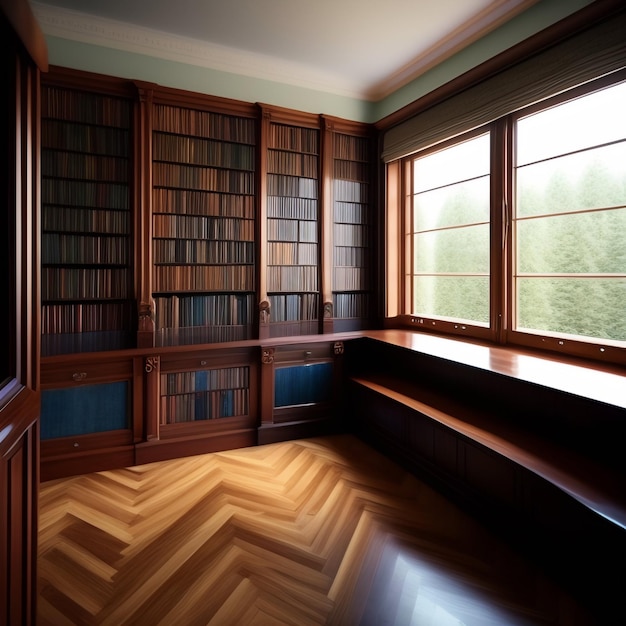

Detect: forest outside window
[512, 80, 626, 352]
[407, 131, 491, 329]
[388, 74, 626, 365]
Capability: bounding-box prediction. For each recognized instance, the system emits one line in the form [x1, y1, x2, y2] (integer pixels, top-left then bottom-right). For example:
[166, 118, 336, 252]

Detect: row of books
[334, 180, 369, 203]
[41, 330, 135, 357]
[334, 223, 367, 247]
[269, 124, 318, 154]
[333, 159, 369, 182]
[334, 201, 368, 225]
[153, 239, 255, 265]
[160, 388, 248, 424]
[153, 105, 256, 144]
[42, 151, 130, 182]
[269, 293, 318, 322]
[41, 301, 135, 334]
[267, 218, 318, 243]
[153, 214, 255, 241]
[42, 179, 129, 210]
[333, 134, 370, 162]
[334, 267, 369, 291]
[333, 292, 370, 319]
[267, 149, 317, 178]
[269, 320, 319, 338]
[162, 366, 249, 395]
[267, 265, 318, 292]
[153, 189, 254, 218]
[334, 245, 368, 267]
[155, 324, 253, 346]
[153, 132, 255, 171]
[268, 242, 317, 266]
[43, 87, 131, 128]
[42, 267, 131, 300]
[267, 196, 318, 220]
[267, 174, 317, 199]
[153, 265, 254, 292]
[42, 120, 130, 156]
[153, 163, 255, 194]
[42, 206, 131, 234]
[43, 233, 130, 266]
[153, 293, 253, 329]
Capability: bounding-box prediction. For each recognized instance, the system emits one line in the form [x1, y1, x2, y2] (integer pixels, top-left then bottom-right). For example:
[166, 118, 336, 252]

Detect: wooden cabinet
[37, 67, 377, 479]
[39, 353, 139, 480]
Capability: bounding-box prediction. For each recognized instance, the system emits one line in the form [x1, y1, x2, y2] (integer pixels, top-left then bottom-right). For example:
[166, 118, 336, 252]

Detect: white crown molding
[365, 0, 540, 101]
[32, 2, 370, 100]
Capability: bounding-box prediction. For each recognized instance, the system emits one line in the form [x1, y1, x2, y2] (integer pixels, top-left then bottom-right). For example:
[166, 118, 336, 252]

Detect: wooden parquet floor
[38, 435, 594, 625]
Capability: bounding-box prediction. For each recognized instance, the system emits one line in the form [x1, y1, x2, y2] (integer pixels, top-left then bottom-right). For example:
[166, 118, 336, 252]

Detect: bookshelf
[160, 365, 250, 424]
[264, 112, 321, 338]
[330, 123, 374, 332]
[37, 68, 377, 478]
[151, 101, 257, 346]
[40, 82, 135, 356]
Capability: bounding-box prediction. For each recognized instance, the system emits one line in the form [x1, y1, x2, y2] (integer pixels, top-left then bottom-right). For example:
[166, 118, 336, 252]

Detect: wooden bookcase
[150, 93, 258, 347]
[260, 106, 322, 338]
[325, 117, 375, 332]
[40, 75, 136, 356]
[137, 346, 258, 464]
[38, 68, 377, 479]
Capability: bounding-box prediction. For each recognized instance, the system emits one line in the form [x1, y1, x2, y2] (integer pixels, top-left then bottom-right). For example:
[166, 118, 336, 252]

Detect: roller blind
[382, 11, 626, 163]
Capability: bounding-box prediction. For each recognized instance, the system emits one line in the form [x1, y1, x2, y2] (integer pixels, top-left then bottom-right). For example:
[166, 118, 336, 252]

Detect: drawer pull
[72, 372, 87, 382]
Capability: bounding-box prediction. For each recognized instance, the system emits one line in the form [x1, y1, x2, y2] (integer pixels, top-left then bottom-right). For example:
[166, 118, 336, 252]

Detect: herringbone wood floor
[38, 435, 593, 625]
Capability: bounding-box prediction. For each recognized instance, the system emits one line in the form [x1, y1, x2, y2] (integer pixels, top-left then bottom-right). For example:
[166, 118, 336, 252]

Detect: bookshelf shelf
[41, 82, 135, 356]
[330, 127, 374, 332]
[265, 119, 321, 338]
[151, 102, 257, 346]
[37, 69, 376, 477]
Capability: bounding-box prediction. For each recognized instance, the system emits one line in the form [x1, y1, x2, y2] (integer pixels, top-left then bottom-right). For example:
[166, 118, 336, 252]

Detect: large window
[408, 132, 491, 327]
[389, 75, 626, 364]
[513, 82, 626, 346]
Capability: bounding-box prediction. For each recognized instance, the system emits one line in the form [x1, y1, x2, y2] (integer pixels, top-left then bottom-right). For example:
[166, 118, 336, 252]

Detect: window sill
[362, 328, 626, 411]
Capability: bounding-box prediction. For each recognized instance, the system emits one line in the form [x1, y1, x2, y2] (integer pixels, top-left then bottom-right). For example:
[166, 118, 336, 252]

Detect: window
[512, 81, 626, 347]
[407, 131, 491, 329]
[388, 74, 626, 364]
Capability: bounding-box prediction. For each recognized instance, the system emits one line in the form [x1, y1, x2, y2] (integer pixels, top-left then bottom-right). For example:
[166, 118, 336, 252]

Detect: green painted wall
[43, 0, 594, 123]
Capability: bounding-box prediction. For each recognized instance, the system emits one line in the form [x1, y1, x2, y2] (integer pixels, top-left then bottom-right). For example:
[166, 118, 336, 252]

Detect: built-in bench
[343, 330, 626, 618]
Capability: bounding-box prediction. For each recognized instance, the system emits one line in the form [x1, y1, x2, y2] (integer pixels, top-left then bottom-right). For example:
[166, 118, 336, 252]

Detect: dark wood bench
[343, 330, 626, 618]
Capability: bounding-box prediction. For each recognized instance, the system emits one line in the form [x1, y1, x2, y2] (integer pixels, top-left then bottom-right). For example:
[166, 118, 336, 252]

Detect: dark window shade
[382, 11, 626, 163]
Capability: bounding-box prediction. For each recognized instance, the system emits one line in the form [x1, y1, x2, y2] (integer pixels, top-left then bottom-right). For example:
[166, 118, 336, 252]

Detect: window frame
[387, 71, 626, 367]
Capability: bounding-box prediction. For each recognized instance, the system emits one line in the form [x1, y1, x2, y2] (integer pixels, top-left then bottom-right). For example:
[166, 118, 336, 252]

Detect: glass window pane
[516, 142, 626, 217]
[517, 278, 626, 341]
[514, 80, 626, 346]
[414, 224, 490, 274]
[517, 209, 626, 274]
[409, 131, 491, 326]
[517, 82, 626, 166]
[413, 133, 490, 193]
[413, 176, 490, 230]
[413, 276, 489, 325]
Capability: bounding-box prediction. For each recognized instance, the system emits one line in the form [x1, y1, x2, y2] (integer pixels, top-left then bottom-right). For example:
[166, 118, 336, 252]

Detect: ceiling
[32, 0, 540, 101]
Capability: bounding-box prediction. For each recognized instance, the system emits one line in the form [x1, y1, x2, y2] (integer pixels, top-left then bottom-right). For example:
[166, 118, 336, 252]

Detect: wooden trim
[0, 0, 47, 70]
[256, 103, 321, 128]
[320, 117, 333, 332]
[151, 83, 258, 118]
[44, 66, 137, 97]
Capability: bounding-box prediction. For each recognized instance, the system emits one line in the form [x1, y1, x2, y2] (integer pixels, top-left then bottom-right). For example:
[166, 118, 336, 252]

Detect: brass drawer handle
[72, 372, 87, 382]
